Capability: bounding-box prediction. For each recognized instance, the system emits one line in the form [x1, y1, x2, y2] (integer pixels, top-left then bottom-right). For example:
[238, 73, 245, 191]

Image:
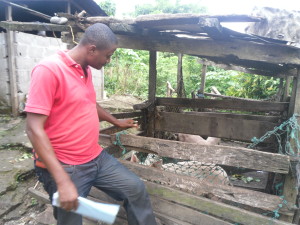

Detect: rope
[113, 131, 128, 155]
[69, 25, 79, 45]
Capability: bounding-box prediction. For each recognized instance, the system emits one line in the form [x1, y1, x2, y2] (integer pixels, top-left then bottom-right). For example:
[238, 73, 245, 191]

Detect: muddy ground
[0, 95, 142, 225]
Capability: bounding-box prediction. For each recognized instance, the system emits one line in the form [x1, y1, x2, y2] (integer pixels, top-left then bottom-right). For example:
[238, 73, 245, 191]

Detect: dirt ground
[0, 95, 141, 225]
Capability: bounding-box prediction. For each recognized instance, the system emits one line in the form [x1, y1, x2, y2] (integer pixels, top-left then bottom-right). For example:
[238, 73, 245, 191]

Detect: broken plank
[146, 181, 294, 225]
[155, 111, 277, 142]
[113, 135, 290, 174]
[89, 187, 231, 225]
[156, 97, 289, 112]
[120, 161, 295, 218]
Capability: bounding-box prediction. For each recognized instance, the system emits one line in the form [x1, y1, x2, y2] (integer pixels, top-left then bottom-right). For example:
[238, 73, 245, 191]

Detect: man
[25, 23, 157, 225]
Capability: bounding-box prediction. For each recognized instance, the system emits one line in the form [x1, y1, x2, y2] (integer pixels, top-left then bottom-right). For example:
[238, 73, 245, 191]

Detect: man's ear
[87, 44, 97, 55]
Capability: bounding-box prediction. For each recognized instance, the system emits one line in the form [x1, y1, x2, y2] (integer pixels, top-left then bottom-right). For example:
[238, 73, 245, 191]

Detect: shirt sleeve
[25, 65, 58, 116]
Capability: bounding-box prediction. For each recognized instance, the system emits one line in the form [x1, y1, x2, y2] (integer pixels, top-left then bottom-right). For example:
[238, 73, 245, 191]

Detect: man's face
[88, 45, 117, 70]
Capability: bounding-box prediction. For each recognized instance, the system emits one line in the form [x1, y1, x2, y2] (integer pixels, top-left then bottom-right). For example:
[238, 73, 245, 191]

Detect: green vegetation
[98, 0, 282, 100]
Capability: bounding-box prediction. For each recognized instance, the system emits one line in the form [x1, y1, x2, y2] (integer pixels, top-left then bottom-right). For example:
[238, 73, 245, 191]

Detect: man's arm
[26, 112, 78, 211]
[96, 103, 138, 128]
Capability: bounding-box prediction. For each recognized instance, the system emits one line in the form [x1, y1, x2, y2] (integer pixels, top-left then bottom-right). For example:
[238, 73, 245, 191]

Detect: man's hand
[57, 179, 79, 211]
[115, 119, 138, 128]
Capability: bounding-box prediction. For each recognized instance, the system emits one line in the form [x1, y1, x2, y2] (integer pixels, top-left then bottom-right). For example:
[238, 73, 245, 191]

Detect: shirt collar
[58, 50, 78, 67]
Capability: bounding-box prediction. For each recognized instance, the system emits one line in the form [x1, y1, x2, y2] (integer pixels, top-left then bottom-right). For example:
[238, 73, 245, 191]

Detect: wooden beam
[120, 160, 295, 217]
[155, 111, 277, 142]
[5, 6, 18, 117]
[156, 97, 289, 112]
[197, 58, 298, 77]
[116, 34, 300, 69]
[148, 51, 157, 102]
[112, 134, 290, 174]
[1, 0, 51, 20]
[0, 21, 80, 32]
[177, 53, 185, 98]
[184, 111, 281, 123]
[111, 111, 142, 119]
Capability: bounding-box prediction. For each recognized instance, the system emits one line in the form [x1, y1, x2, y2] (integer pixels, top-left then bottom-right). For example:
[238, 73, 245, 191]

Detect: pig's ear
[151, 159, 163, 169]
[130, 153, 140, 163]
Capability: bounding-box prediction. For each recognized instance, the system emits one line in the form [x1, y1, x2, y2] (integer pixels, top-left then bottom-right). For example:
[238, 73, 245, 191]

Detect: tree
[98, 0, 116, 16]
[134, 0, 206, 16]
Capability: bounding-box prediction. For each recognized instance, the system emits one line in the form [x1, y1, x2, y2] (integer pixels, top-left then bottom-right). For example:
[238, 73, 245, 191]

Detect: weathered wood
[1, 0, 51, 20]
[133, 100, 153, 110]
[134, 13, 263, 26]
[156, 97, 289, 112]
[28, 187, 50, 204]
[149, 51, 157, 102]
[116, 34, 300, 71]
[184, 111, 281, 123]
[120, 161, 295, 217]
[197, 58, 298, 77]
[5, 6, 18, 117]
[112, 134, 290, 174]
[146, 181, 294, 225]
[100, 126, 128, 135]
[281, 71, 300, 223]
[0, 21, 80, 32]
[198, 63, 207, 96]
[155, 111, 277, 142]
[111, 111, 142, 119]
[150, 196, 232, 225]
[90, 186, 231, 225]
[177, 53, 185, 98]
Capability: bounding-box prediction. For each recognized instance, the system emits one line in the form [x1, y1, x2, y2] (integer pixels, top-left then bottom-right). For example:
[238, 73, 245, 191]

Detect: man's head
[79, 23, 118, 69]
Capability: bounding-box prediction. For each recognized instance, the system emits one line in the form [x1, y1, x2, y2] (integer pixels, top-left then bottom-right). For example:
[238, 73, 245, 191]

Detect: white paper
[52, 192, 120, 224]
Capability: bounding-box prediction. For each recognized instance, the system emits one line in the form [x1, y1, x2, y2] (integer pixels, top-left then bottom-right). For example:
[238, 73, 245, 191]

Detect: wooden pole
[177, 53, 185, 98]
[281, 69, 300, 223]
[198, 62, 207, 98]
[283, 76, 292, 102]
[5, 5, 18, 117]
[66, 0, 71, 14]
[148, 51, 157, 102]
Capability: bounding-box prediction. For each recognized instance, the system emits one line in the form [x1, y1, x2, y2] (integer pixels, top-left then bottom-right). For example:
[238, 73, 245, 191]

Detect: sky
[95, 0, 299, 18]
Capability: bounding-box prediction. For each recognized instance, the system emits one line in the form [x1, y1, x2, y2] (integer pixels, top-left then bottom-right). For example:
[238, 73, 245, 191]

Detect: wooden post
[283, 76, 292, 102]
[148, 51, 157, 102]
[146, 51, 157, 137]
[66, 0, 71, 14]
[5, 5, 18, 117]
[281, 69, 300, 223]
[177, 53, 185, 98]
[198, 62, 207, 97]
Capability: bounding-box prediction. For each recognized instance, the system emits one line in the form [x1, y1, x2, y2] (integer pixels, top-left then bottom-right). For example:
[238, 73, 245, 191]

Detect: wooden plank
[0, 21, 80, 32]
[89, 187, 231, 225]
[28, 187, 50, 204]
[116, 34, 300, 69]
[184, 111, 281, 123]
[133, 13, 263, 25]
[155, 111, 277, 142]
[111, 111, 142, 119]
[112, 134, 290, 174]
[5, 6, 18, 117]
[156, 97, 289, 112]
[150, 196, 232, 225]
[120, 161, 295, 217]
[281, 71, 300, 223]
[197, 58, 298, 78]
[146, 181, 294, 225]
[177, 53, 185, 98]
[149, 51, 157, 102]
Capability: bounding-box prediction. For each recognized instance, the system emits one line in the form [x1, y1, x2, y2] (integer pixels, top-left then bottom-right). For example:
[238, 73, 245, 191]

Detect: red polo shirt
[25, 50, 102, 167]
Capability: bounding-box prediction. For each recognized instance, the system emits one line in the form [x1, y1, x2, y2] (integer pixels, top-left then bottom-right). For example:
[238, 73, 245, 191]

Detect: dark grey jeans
[35, 150, 157, 225]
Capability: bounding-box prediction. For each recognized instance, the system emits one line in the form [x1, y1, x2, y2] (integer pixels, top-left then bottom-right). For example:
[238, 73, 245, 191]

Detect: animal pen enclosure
[2, 12, 300, 225]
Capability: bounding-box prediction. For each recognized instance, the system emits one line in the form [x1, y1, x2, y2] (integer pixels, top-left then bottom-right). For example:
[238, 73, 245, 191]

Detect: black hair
[79, 23, 118, 50]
